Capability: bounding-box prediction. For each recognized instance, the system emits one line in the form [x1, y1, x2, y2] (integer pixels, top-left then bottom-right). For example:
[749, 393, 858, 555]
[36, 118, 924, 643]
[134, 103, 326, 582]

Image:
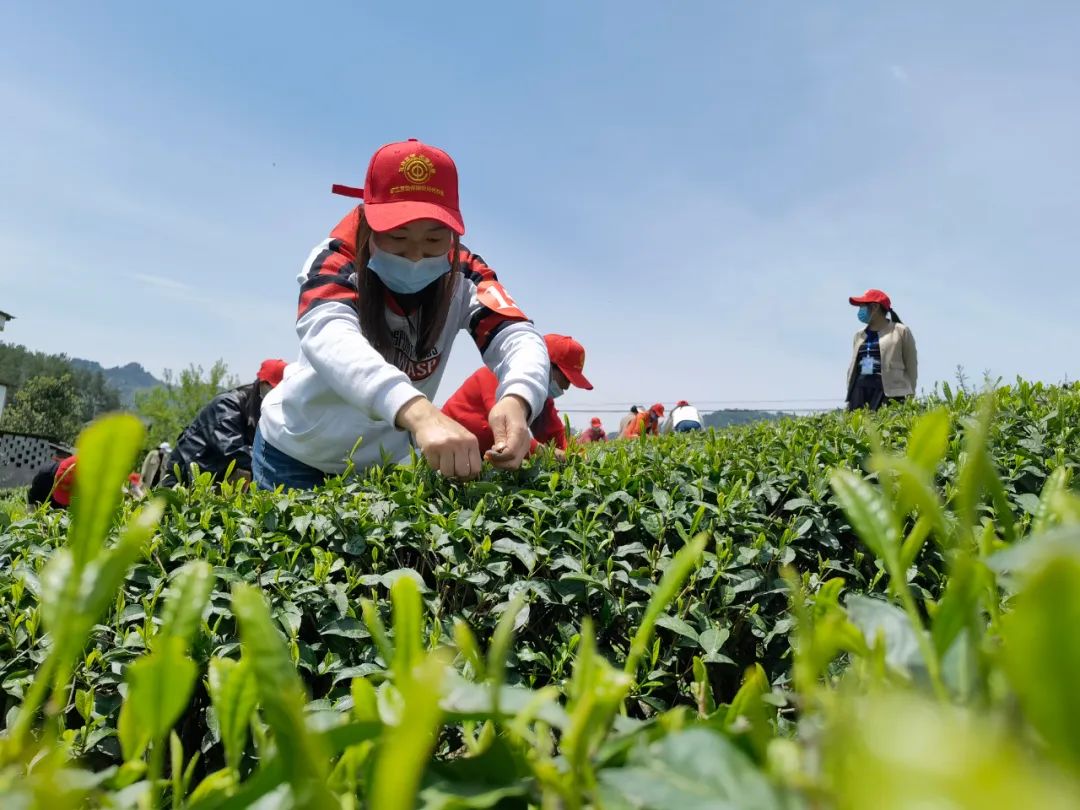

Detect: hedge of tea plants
[1, 379, 1079, 808]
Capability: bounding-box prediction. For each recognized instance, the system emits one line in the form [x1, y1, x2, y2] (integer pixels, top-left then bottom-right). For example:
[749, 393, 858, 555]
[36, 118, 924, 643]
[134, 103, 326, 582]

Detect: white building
[0, 310, 11, 418]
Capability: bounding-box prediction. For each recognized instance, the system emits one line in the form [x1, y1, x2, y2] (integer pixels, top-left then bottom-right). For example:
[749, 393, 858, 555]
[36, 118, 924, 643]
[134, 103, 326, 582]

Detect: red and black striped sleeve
[296, 239, 359, 321]
[459, 247, 532, 354]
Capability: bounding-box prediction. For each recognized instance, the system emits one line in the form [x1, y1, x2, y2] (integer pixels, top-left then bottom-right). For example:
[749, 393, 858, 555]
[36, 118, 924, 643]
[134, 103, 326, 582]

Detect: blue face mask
[548, 377, 566, 400]
[857, 305, 872, 325]
[367, 242, 451, 294]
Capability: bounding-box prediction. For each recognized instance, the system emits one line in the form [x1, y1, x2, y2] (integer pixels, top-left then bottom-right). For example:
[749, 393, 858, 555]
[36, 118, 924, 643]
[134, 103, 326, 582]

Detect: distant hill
[0, 342, 125, 439]
[701, 409, 785, 429]
[70, 359, 163, 406]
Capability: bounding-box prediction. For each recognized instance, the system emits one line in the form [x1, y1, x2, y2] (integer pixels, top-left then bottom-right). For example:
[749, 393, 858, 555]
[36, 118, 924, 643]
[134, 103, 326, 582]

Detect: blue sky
[2, 2, 1078, 429]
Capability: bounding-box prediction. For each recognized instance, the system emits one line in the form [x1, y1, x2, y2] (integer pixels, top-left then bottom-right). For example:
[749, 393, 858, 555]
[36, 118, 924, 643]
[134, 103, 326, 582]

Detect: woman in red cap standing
[162, 358, 288, 485]
[846, 289, 918, 411]
[255, 140, 550, 489]
[442, 333, 593, 458]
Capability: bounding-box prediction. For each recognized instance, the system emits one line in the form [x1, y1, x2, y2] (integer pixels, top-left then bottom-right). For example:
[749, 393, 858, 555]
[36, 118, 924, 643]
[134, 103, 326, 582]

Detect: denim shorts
[674, 420, 702, 433]
[252, 427, 328, 491]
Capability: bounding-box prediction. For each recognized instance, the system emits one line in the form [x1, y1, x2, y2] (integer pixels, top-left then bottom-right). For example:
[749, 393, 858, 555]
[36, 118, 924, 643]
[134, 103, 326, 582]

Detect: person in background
[27, 454, 76, 509]
[846, 289, 918, 411]
[255, 139, 550, 490]
[443, 334, 593, 460]
[140, 442, 172, 489]
[618, 405, 642, 436]
[662, 400, 703, 433]
[623, 403, 665, 438]
[162, 358, 287, 486]
[125, 473, 146, 500]
[27, 455, 143, 508]
[579, 417, 607, 443]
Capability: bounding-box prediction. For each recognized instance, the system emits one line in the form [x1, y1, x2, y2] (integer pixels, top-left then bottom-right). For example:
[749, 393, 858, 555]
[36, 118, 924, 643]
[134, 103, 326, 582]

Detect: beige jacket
[846, 321, 918, 399]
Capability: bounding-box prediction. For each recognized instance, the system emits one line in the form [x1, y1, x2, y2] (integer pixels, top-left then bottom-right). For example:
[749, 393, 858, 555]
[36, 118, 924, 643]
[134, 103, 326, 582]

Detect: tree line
[0, 342, 233, 448]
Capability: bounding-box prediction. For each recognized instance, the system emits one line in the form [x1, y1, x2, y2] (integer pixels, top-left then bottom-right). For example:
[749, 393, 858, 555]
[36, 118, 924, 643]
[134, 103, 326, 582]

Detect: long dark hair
[870, 303, 903, 324]
[353, 210, 460, 363]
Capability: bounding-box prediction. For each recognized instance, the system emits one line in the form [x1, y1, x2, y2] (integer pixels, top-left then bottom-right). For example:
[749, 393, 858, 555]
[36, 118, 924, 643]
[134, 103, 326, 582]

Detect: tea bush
[1, 380, 1078, 807]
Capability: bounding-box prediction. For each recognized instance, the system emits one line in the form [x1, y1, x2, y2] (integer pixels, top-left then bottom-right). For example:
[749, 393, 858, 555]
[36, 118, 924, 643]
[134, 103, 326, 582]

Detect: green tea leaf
[231, 584, 335, 806]
[487, 594, 526, 701]
[725, 663, 769, 729]
[361, 598, 394, 666]
[453, 619, 485, 680]
[692, 657, 715, 716]
[1032, 467, 1072, 535]
[207, 658, 258, 775]
[158, 561, 214, 649]
[391, 575, 424, 683]
[117, 637, 199, 761]
[39, 549, 74, 636]
[350, 677, 379, 723]
[47, 500, 164, 693]
[831, 469, 900, 572]
[491, 537, 538, 572]
[655, 614, 699, 643]
[827, 693, 1080, 810]
[625, 534, 707, 676]
[369, 652, 447, 810]
[1001, 554, 1080, 773]
[698, 627, 730, 656]
[724, 663, 774, 757]
[905, 408, 950, 475]
[930, 558, 981, 657]
[845, 596, 921, 675]
[68, 413, 146, 569]
[873, 456, 951, 551]
[596, 727, 790, 809]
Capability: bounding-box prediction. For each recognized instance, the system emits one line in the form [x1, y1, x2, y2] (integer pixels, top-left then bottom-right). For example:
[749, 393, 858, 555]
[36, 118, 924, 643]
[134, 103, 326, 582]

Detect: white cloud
[130, 273, 192, 293]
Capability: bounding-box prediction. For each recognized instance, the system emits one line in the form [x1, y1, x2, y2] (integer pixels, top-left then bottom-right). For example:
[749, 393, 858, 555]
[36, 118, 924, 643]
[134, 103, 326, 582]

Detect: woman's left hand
[485, 395, 532, 470]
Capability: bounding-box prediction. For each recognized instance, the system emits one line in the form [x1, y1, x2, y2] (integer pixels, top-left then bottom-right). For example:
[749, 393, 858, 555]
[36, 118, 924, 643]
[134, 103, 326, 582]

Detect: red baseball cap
[590, 417, 602, 427]
[53, 455, 77, 507]
[544, 334, 593, 390]
[650, 403, 665, 416]
[849, 289, 892, 310]
[676, 400, 689, 407]
[257, 359, 287, 388]
[332, 139, 465, 236]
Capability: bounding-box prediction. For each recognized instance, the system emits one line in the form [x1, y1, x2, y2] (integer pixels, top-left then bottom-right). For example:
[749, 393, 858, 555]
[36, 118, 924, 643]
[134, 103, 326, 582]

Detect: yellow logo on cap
[400, 154, 435, 184]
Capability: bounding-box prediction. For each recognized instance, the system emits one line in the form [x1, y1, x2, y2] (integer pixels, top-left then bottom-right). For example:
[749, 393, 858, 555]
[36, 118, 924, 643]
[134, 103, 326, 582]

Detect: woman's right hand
[396, 397, 483, 480]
